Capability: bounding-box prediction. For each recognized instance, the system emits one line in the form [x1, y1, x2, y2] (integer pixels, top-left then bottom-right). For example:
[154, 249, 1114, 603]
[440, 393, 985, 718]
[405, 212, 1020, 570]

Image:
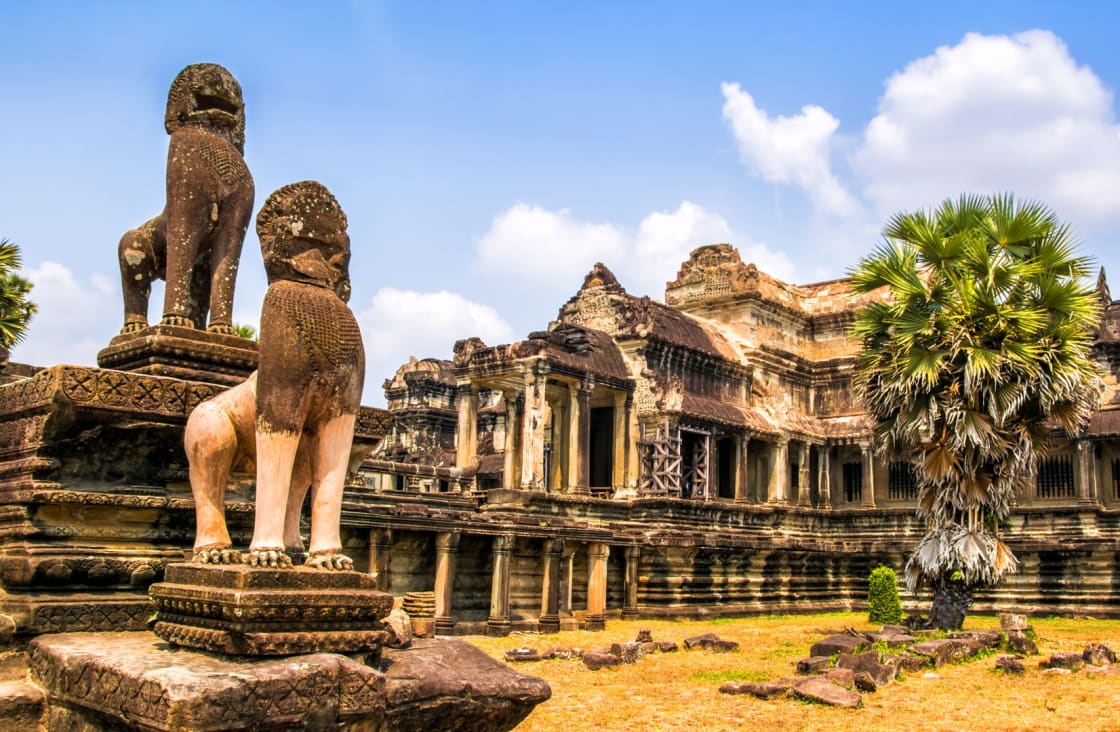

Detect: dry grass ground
[466, 613, 1120, 732]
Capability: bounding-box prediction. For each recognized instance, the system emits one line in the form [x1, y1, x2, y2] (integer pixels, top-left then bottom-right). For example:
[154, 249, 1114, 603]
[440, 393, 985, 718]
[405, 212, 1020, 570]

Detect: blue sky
[5, 2, 1120, 405]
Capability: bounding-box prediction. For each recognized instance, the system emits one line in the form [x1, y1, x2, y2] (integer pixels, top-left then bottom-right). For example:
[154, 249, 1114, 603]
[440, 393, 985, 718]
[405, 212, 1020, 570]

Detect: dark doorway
[589, 406, 614, 488]
[716, 437, 735, 499]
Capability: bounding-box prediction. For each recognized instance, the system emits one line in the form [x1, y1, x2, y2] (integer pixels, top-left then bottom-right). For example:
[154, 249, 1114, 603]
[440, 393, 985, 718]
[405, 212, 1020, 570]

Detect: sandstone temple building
[348, 244, 1120, 634]
[1, 244, 1118, 640]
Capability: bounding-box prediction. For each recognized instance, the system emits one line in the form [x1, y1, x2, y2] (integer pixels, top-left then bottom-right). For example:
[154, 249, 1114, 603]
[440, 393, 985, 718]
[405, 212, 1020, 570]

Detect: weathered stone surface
[1083, 642, 1117, 666]
[383, 638, 551, 732]
[1006, 630, 1039, 656]
[809, 633, 867, 658]
[582, 650, 621, 670]
[791, 676, 862, 708]
[949, 630, 1002, 649]
[719, 681, 790, 699]
[836, 652, 896, 686]
[821, 667, 855, 687]
[635, 628, 653, 643]
[683, 633, 720, 649]
[0, 680, 44, 730]
[1047, 652, 1084, 671]
[908, 639, 973, 667]
[385, 608, 414, 649]
[656, 641, 679, 653]
[29, 632, 548, 732]
[609, 642, 644, 663]
[853, 671, 878, 692]
[150, 563, 394, 656]
[869, 629, 915, 647]
[890, 654, 932, 673]
[505, 648, 542, 663]
[796, 656, 831, 675]
[995, 655, 1025, 674]
[999, 613, 1029, 631]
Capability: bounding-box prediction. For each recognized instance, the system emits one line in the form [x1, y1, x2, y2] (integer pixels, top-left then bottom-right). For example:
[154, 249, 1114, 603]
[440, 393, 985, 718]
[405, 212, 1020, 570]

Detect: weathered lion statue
[248, 180, 364, 570]
[117, 63, 254, 334]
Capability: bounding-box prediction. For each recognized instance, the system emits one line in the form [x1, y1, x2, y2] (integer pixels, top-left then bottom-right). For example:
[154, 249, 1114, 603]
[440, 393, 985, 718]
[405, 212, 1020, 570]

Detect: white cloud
[476, 203, 627, 283]
[357, 288, 515, 403]
[721, 82, 860, 218]
[9, 261, 119, 367]
[854, 30, 1120, 224]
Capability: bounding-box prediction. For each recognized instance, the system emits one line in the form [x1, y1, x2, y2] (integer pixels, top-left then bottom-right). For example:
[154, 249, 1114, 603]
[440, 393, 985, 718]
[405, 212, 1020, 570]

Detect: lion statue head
[165, 63, 246, 153]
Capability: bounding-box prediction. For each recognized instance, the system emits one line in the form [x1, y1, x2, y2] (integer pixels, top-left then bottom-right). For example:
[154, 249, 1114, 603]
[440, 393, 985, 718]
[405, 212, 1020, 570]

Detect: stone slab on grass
[908, 638, 973, 667]
[791, 676, 862, 709]
[995, 655, 1025, 674]
[719, 681, 790, 699]
[836, 652, 896, 686]
[796, 656, 831, 675]
[582, 650, 621, 671]
[809, 633, 867, 658]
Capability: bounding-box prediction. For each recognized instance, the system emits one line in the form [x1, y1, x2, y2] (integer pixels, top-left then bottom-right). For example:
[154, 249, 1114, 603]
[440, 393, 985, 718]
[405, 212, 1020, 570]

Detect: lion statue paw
[306, 549, 353, 571]
[246, 548, 293, 569]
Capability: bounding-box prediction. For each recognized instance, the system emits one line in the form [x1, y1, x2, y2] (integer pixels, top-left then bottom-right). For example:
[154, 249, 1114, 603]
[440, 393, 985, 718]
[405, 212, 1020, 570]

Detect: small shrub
[868, 565, 903, 624]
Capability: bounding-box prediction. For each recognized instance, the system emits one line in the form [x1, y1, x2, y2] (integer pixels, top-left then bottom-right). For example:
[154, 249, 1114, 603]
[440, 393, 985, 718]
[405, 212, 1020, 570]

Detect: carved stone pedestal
[149, 563, 393, 656]
[97, 325, 258, 386]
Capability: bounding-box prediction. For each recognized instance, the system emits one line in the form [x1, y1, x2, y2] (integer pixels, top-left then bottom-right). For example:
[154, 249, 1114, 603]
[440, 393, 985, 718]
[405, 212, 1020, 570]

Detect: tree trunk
[928, 581, 972, 630]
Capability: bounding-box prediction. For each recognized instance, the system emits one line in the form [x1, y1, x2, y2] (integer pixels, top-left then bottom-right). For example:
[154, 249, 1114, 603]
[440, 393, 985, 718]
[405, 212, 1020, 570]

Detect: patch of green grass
[706, 616, 739, 626]
[689, 669, 769, 684]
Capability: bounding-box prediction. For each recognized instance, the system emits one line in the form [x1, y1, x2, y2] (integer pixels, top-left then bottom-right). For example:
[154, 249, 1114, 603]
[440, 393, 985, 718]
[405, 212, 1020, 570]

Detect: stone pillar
[539, 539, 563, 633]
[455, 381, 478, 470]
[612, 392, 628, 490]
[797, 443, 811, 507]
[368, 528, 392, 592]
[860, 441, 877, 508]
[768, 439, 788, 503]
[487, 534, 514, 636]
[586, 542, 609, 631]
[520, 368, 547, 490]
[503, 391, 521, 490]
[548, 398, 568, 490]
[622, 545, 640, 619]
[704, 432, 716, 501]
[818, 445, 832, 510]
[568, 381, 592, 494]
[735, 434, 751, 502]
[434, 531, 459, 635]
[1076, 440, 1097, 506]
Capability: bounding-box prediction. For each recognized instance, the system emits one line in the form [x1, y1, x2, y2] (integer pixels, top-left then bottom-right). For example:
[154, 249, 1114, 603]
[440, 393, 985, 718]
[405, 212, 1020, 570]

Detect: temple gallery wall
[3, 243, 1120, 640]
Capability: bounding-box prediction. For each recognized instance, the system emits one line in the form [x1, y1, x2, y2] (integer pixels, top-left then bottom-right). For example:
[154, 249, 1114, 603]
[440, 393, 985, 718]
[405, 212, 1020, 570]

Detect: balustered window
[1036, 455, 1075, 499]
[888, 462, 919, 501]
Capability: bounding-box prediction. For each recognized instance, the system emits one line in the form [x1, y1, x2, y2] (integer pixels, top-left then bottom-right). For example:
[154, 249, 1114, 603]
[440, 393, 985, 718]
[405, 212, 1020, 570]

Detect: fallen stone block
[822, 667, 855, 687]
[609, 642, 644, 664]
[908, 639, 972, 667]
[582, 650, 621, 671]
[950, 630, 1002, 649]
[1083, 642, 1117, 666]
[853, 671, 878, 692]
[708, 639, 740, 653]
[505, 648, 542, 663]
[719, 681, 790, 699]
[809, 633, 867, 658]
[635, 629, 653, 644]
[791, 676, 862, 709]
[384, 608, 413, 649]
[1006, 630, 1038, 656]
[999, 613, 1029, 632]
[995, 655, 1025, 674]
[1047, 652, 1084, 671]
[869, 630, 915, 647]
[640, 642, 658, 655]
[836, 652, 896, 686]
[544, 647, 581, 660]
[656, 641, 679, 653]
[887, 653, 932, 673]
[796, 656, 831, 675]
[684, 633, 720, 650]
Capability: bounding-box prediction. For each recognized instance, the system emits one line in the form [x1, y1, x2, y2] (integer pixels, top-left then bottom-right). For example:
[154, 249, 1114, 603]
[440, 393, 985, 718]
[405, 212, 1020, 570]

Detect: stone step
[0, 680, 44, 731]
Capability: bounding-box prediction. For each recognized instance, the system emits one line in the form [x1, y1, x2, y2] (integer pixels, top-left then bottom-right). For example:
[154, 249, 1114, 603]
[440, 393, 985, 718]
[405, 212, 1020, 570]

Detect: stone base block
[149, 563, 393, 656]
[97, 325, 258, 386]
[29, 632, 550, 732]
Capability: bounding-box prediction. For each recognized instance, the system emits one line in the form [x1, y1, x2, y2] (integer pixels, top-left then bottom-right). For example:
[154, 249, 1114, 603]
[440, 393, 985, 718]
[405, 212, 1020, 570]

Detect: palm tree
[849, 194, 1102, 629]
[0, 239, 36, 354]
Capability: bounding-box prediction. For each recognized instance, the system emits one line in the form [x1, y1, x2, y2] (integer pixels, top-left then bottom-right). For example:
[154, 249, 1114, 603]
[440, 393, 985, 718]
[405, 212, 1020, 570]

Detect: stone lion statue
[248, 181, 364, 570]
[117, 63, 254, 334]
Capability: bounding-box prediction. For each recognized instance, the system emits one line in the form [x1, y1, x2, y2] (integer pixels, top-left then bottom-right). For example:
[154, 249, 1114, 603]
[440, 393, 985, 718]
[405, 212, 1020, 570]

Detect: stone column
[612, 391, 628, 490]
[520, 368, 547, 490]
[455, 381, 478, 471]
[1076, 440, 1097, 506]
[434, 531, 460, 636]
[586, 542, 609, 631]
[797, 443, 811, 507]
[704, 432, 716, 500]
[548, 397, 568, 490]
[502, 391, 521, 490]
[622, 545, 640, 619]
[735, 434, 751, 502]
[860, 441, 877, 508]
[487, 534, 515, 636]
[568, 381, 592, 494]
[818, 445, 832, 510]
[539, 539, 563, 633]
[368, 528, 392, 592]
[768, 439, 788, 503]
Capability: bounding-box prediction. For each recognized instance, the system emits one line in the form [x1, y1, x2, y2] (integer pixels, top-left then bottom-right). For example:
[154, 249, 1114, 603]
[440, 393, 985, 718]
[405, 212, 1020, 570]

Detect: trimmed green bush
[868, 565, 903, 624]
